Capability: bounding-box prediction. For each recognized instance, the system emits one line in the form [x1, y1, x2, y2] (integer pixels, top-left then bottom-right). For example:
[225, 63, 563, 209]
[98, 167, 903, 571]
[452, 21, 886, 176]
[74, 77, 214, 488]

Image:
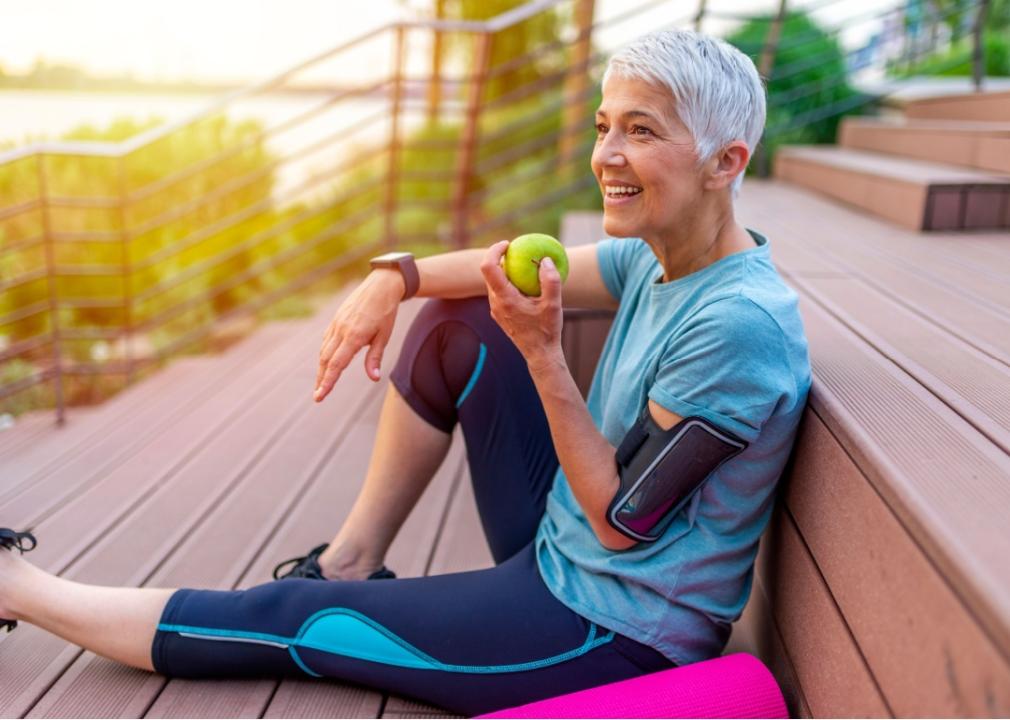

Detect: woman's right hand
[314, 269, 405, 402]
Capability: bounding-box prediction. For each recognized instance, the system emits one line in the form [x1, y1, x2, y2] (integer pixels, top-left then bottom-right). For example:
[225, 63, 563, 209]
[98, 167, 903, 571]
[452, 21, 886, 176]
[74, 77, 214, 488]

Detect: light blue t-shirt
[534, 230, 811, 666]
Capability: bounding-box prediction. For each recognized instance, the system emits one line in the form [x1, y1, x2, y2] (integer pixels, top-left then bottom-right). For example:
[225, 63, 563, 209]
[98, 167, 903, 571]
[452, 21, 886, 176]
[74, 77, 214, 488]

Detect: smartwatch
[370, 251, 419, 301]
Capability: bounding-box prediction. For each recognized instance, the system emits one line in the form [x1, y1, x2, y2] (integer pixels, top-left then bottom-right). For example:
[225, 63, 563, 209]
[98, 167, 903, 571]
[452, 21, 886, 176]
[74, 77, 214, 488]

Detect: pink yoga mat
[477, 653, 788, 719]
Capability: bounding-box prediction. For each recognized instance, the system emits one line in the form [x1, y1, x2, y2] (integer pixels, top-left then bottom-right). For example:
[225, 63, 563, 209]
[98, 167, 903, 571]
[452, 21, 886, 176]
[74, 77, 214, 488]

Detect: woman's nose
[596, 138, 627, 167]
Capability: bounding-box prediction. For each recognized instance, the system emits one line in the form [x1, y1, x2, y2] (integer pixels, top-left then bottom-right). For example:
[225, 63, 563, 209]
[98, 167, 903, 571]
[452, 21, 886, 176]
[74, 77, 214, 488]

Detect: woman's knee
[390, 299, 491, 432]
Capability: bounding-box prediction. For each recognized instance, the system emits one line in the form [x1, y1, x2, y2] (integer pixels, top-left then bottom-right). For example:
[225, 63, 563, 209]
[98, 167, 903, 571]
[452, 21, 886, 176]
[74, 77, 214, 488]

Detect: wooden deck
[1, 179, 1009, 717]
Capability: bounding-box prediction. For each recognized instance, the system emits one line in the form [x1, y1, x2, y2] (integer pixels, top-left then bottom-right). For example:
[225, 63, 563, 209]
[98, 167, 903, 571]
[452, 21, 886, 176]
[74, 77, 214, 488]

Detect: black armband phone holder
[607, 405, 748, 543]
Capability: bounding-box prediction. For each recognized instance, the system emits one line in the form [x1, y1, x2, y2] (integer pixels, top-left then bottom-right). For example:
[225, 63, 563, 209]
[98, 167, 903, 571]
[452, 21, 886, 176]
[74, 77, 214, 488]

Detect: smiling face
[591, 73, 704, 242]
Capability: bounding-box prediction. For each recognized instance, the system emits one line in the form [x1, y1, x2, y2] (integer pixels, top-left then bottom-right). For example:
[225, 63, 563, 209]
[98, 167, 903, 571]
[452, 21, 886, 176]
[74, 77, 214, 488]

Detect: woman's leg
[0, 548, 168, 671]
[317, 383, 453, 579]
[318, 296, 559, 576]
[151, 544, 673, 716]
[386, 297, 559, 563]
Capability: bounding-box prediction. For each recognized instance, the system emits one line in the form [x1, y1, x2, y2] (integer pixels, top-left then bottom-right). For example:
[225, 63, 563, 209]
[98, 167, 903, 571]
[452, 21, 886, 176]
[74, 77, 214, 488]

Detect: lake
[0, 89, 406, 201]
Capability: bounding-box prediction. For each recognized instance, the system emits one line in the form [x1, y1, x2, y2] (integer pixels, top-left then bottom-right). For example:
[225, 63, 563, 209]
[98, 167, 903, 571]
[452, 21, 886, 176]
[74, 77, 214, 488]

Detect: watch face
[371, 252, 412, 263]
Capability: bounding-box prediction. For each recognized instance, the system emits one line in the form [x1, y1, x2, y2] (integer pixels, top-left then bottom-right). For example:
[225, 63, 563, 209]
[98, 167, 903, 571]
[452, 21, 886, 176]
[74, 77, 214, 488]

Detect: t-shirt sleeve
[596, 237, 646, 301]
[648, 296, 797, 443]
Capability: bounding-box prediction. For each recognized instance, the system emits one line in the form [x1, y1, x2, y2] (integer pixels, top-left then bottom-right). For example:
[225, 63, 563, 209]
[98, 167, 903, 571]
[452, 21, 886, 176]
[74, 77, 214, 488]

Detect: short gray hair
[603, 30, 766, 195]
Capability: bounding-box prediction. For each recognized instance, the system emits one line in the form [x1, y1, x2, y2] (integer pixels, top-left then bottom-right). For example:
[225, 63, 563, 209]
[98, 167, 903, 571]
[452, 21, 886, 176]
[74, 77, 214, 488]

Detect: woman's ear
[704, 141, 750, 191]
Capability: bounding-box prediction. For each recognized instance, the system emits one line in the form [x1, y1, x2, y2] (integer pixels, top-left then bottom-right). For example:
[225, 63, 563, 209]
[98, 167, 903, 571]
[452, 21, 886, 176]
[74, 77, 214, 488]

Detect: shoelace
[1, 528, 37, 633]
[272, 544, 327, 580]
[0, 528, 36, 554]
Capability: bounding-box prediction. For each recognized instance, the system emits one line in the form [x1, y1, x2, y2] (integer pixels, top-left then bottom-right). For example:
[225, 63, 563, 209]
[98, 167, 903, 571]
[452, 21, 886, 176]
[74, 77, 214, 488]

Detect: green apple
[502, 233, 570, 297]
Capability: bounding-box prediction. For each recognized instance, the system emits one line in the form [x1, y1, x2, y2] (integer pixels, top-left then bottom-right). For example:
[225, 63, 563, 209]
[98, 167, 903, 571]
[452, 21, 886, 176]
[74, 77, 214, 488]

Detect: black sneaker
[272, 543, 396, 581]
[0, 528, 37, 633]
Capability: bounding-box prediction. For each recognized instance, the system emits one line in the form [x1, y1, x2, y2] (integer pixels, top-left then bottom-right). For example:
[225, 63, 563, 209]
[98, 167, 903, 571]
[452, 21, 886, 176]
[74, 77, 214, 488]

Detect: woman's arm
[480, 241, 659, 551]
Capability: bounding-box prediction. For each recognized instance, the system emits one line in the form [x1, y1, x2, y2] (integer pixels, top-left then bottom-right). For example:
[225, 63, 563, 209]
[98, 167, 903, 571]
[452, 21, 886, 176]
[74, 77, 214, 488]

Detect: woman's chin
[602, 213, 638, 239]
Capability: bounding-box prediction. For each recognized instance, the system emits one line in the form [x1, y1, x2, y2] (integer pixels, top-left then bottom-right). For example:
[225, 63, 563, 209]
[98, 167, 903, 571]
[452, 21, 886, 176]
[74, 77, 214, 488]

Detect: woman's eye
[595, 123, 608, 135]
[632, 126, 654, 136]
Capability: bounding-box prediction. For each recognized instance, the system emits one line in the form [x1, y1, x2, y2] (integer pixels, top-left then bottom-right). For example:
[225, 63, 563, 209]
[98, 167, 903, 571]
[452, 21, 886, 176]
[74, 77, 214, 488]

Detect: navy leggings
[152, 298, 673, 716]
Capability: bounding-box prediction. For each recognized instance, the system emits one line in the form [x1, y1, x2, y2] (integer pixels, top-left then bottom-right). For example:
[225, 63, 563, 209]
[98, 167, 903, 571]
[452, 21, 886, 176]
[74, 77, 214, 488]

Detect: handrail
[0, 0, 569, 167]
[2, 0, 960, 421]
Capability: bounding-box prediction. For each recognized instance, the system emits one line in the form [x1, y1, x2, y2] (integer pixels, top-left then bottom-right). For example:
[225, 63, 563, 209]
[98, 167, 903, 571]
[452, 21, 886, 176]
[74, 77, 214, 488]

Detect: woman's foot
[273, 542, 394, 581]
[0, 529, 37, 631]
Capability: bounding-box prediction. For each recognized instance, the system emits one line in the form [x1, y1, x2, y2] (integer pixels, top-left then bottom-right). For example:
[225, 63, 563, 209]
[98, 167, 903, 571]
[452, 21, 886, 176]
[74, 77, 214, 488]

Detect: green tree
[727, 12, 863, 168]
[442, 0, 563, 101]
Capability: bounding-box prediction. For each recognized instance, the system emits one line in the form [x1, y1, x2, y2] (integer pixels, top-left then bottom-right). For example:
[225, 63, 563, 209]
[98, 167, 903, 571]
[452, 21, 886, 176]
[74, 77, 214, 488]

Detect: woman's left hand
[480, 240, 564, 368]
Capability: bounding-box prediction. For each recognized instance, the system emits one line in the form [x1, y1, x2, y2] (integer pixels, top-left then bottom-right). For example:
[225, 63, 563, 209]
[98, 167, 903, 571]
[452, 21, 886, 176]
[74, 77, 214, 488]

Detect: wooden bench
[560, 186, 1010, 717]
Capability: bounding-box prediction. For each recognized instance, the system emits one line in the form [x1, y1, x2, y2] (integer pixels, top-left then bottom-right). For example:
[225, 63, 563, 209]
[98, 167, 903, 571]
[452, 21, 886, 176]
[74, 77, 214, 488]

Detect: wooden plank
[839, 117, 1010, 173]
[0, 317, 299, 491]
[786, 410, 1010, 716]
[757, 504, 891, 718]
[263, 680, 382, 719]
[905, 90, 1010, 123]
[0, 410, 57, 457]
[2, 290, 379, 716]
[1, 314, 326, 565]
[382, 695, 462, 719]
[726, 548, 812, 719]
[752, 184, 1010, 314]
[775, 146, 1010, 231]
[741, 184, 1010, 366]
[6, 313, 369, 718]
[26, 370, 387, 719]
[746, 183, 1010, 280]
[32, 299, 424, 718]
[791, 273, 1010, 453]
[791, 296, 1010, 662]
[778, 145, 1010, 185]
[0, 324, 307, 518]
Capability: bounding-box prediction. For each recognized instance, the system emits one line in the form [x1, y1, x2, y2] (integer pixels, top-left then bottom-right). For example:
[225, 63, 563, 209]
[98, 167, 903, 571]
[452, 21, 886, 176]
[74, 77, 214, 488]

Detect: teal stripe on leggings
[159, 608, 614, 676]
[455, 342, 487, 408]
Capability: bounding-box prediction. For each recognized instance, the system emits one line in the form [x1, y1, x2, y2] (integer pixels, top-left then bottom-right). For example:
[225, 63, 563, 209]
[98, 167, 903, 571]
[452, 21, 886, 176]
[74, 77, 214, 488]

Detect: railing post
[428, 0, 446, 124]
[385, 25, 406, 250]
[756, 0, 789, 178]
[694, 0, 707, 32]
[559, 0, 596, 178]
[116, 155, 135, 383]
[452, 31, 493, 250]
[36, 153, 65, 425]
[972, 0, 991, 91]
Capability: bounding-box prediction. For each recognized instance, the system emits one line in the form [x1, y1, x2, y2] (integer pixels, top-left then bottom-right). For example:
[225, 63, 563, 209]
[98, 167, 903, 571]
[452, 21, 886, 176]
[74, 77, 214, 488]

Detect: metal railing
[0, 0, 992, 423]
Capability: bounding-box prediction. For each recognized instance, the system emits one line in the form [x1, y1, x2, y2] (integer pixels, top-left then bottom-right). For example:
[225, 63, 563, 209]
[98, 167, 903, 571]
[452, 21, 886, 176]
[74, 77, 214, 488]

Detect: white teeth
[606, 185, 642, 196]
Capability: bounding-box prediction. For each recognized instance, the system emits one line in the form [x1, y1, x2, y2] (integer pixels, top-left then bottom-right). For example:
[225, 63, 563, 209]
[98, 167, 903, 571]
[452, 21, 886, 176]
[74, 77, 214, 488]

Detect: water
[0, 89, 400, 203]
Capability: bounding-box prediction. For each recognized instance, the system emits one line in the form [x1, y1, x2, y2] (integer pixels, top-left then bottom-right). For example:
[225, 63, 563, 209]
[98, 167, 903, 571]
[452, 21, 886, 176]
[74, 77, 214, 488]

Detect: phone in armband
[607, 405, 748, 543]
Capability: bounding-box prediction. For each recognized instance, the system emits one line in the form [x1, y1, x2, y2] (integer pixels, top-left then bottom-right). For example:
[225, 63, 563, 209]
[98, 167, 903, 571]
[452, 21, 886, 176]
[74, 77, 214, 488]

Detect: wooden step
[774, 146, 1010, 231]
[839, 116, 1010, 174]
[904, 89, 1010, 123]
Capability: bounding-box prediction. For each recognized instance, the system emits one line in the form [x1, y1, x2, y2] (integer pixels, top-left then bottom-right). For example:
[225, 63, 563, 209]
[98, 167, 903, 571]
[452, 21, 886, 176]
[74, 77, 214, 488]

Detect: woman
[0, 30, 810, 716]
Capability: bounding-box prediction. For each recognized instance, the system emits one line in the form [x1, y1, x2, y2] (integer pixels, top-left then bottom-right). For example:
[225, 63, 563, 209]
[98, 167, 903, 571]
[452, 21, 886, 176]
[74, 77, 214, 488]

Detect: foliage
[0, 112, 370, 413]
[726, 12, 864, 167]
[892, 31, 1010, 77]
[441, 0, 564, 101]
[1, 2, 603, 414]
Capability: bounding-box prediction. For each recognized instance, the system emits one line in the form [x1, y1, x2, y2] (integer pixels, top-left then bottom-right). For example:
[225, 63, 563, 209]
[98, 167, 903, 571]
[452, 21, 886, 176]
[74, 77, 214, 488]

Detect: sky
[0, 0, 902, 84]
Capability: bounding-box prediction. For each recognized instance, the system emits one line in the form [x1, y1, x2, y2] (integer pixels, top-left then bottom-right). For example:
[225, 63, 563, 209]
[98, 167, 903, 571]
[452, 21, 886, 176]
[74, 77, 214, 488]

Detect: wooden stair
[559, 187, 1010, 718]
[774, 90, 1010, 232]
[839, 116, 1010, 175]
